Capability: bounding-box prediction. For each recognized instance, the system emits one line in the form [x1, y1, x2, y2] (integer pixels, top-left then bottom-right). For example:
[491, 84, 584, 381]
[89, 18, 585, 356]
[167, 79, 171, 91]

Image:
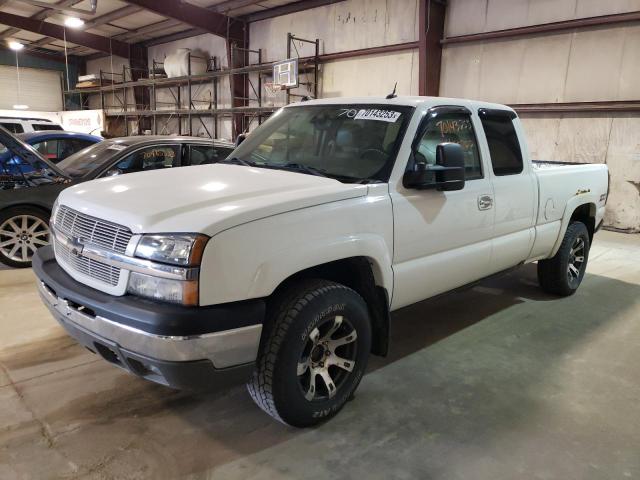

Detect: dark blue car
[0, 131, 101, 176]
[18, 131, 102, 163]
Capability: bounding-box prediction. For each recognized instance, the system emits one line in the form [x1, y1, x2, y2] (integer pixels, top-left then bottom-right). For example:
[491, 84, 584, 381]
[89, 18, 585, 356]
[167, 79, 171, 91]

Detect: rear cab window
[478, 109, 523, 176]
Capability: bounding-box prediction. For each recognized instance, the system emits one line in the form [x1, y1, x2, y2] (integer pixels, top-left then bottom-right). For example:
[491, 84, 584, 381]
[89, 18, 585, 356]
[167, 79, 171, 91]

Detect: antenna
[386, 82, 398, 99]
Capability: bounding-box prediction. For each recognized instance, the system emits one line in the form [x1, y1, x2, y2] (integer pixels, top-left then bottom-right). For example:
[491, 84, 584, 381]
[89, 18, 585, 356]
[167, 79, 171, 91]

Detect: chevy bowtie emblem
[68, 236, 85, 256]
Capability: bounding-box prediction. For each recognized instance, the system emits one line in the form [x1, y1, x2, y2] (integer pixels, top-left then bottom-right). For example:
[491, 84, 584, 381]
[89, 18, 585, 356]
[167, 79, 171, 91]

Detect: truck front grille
[53, 205, 133, 287]
[54, 205, 132, 255]
[54, 237, 121, 286]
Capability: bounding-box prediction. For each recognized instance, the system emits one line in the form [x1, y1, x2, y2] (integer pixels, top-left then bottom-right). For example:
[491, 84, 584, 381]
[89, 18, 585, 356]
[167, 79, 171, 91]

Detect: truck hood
[58, 164, 368, 235]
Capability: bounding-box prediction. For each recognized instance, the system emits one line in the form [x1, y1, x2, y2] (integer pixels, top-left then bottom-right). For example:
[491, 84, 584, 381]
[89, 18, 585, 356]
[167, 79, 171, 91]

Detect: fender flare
[246, 233, 394, 300]
[550, 196, 597, 257]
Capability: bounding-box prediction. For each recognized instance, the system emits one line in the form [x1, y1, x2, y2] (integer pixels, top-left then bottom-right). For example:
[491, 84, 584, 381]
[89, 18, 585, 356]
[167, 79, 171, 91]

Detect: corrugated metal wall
[441, 0, 640, 231]
[250, 0, 420, 98]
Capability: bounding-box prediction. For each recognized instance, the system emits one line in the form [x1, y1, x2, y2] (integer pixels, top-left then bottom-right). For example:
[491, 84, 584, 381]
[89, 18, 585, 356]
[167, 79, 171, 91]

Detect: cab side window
[414, 113, 482, 180]
[114, 145, 179, 174]
[479, 111, 523, 176]
[189, 145, 233, 165]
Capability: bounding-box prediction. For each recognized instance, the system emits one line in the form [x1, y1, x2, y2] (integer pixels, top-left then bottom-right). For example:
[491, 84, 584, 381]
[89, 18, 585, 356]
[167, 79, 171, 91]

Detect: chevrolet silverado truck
[32, 97, 608, 427]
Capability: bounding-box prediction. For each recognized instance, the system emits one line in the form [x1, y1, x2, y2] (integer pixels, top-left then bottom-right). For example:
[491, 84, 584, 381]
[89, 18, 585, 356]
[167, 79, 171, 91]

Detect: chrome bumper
[37, 281, 262, 369]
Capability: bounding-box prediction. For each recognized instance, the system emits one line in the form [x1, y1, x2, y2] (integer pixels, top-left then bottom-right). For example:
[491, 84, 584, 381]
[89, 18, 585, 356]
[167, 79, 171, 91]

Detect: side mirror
[235, 133, 247, 147]
[403, 142, 465, 191]
[105, 168, 122, 177]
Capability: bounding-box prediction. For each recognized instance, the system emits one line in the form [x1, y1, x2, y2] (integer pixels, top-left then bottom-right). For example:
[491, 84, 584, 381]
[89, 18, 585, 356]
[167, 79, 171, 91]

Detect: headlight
[51, 200, 59, 225]
[128, 233, 208, 306]
[135, 233, 208, 266]
[127, 271, 198, 306]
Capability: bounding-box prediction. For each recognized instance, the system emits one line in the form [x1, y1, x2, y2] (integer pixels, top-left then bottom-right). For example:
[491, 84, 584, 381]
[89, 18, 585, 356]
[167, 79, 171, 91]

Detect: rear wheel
[247, 279, 371, 427]
[537, 221, 590, 296]
[0, 207, 51, 268]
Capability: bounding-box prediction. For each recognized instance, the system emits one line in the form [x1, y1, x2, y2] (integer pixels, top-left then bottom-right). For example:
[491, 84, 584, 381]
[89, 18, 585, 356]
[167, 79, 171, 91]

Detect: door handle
[478, 195, 493, 210]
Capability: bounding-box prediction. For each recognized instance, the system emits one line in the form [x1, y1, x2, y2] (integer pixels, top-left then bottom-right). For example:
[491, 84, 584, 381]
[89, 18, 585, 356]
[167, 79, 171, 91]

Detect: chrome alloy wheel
[567, 236, 586, 288]
[0, 215, 50, 263]
[297, 315, 358, 401]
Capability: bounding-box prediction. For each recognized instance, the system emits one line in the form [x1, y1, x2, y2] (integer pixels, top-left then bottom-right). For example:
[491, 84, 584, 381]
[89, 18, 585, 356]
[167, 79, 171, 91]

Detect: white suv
[0, 117, 64, 134]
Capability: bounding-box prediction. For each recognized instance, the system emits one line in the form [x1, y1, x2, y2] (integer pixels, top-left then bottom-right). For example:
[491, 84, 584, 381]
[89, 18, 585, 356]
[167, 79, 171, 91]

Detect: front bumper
[33, 246, 264, 390]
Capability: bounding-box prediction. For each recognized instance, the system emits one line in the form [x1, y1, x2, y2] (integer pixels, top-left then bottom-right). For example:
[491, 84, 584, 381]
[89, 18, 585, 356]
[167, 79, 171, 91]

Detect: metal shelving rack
[63, 34, 321, 139]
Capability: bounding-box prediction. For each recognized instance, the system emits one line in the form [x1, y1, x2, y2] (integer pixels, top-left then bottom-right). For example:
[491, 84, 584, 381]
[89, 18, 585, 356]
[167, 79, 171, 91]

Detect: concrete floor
[0, 230, 639, 480]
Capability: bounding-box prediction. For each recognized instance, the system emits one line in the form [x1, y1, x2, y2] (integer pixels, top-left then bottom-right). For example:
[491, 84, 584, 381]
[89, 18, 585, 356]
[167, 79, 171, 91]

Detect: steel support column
[419, 0, 446, 96]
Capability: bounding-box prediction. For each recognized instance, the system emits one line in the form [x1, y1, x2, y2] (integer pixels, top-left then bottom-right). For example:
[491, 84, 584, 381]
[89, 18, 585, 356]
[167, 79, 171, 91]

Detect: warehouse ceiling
[0, 0, 315, 58]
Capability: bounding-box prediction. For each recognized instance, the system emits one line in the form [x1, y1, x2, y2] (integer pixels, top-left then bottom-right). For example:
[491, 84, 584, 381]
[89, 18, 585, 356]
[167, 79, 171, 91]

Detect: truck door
[476, 109, 537, 272]
[390, 106, 496, 310]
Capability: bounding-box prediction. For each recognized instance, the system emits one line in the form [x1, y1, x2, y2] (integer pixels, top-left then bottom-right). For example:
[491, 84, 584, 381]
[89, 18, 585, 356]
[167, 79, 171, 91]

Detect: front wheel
[247, 279, 372, 427]
[537, 221, 590, 296]
[0, 207, 51, 268]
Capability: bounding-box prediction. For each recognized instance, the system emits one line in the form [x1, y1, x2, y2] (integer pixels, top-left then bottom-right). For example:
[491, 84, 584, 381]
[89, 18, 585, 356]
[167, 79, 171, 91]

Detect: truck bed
[533, 161, 608, 232]
[532, 160, 595, 169]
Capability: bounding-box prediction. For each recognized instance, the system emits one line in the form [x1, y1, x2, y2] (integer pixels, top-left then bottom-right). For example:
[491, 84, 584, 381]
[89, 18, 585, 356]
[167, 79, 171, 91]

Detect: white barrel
[164, 48, 207, 78]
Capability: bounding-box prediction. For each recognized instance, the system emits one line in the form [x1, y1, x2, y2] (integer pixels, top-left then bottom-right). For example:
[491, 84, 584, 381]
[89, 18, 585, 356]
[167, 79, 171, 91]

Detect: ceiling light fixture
[64, 17, 85, 28]
[12, 45, 28, 110]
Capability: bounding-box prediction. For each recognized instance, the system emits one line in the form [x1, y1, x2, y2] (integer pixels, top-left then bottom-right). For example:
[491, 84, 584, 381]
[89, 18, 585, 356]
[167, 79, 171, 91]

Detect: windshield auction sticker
[107, 144, 127, 151]
[354, 109, 401, 122]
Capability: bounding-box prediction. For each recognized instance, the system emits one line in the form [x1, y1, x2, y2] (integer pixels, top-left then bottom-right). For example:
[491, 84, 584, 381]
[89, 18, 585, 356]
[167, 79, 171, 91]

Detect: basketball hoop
[264, 82, 285, 97]
[264, 82, 285, 106]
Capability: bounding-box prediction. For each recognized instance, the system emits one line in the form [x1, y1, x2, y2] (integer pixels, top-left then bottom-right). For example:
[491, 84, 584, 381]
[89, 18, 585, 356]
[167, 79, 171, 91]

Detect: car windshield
[58, 140, 126, 178]
[229, 104, 414, 183]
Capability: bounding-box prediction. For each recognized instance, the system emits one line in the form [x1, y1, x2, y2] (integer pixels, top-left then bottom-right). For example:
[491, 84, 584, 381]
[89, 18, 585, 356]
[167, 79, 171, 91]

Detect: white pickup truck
[33, 96, 608, 427]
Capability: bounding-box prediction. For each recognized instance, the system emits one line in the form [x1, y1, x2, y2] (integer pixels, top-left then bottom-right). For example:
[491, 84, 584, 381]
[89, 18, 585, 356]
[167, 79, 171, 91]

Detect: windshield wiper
[280, 163, 328, 178]
[219, 156, 255, 167]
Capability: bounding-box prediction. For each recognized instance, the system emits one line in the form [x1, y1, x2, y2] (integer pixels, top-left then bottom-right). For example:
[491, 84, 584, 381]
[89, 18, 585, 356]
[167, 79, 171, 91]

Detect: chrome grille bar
[53, 205, 134, 287]
[54, 205, 132, 255]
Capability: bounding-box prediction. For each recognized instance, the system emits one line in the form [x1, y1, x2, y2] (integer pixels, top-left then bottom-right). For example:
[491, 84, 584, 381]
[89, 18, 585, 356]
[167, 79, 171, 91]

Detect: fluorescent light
[64, 17, 85, 28]
[13, 105, 29, 110]
[8, 41, 24, 51]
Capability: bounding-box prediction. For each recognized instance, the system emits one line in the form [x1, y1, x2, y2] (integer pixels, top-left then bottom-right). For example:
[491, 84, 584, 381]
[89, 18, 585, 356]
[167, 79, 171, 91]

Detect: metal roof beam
[0, 10, 136, 57]
[0, 0, 81, 41]
[122, 0, 245, 42]
[31, 4, 143, 48]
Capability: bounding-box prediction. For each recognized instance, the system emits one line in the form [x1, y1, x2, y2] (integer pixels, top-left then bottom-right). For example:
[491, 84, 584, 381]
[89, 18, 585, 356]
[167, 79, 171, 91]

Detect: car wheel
[537, 221, 590, 296]
[0, 207, 51, 268]
[247, 279, 372, 427]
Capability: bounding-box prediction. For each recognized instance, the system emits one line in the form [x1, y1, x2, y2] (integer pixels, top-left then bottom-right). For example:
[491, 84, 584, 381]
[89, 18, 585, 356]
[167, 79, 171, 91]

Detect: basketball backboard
[272, 58, 299, 88]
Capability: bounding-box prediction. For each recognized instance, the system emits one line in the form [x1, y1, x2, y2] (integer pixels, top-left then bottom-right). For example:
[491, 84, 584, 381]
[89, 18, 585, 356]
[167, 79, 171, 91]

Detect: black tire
[537, 221, 590, 296]
[247, 279, 372, 427]
[0, 206, 52, 268]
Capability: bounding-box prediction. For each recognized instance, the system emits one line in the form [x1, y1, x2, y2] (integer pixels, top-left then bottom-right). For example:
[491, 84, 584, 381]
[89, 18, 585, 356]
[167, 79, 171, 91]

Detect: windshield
[230, 104, 414, 183]
[58, 140, 126, 177]
[0, 128, 65, 190]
